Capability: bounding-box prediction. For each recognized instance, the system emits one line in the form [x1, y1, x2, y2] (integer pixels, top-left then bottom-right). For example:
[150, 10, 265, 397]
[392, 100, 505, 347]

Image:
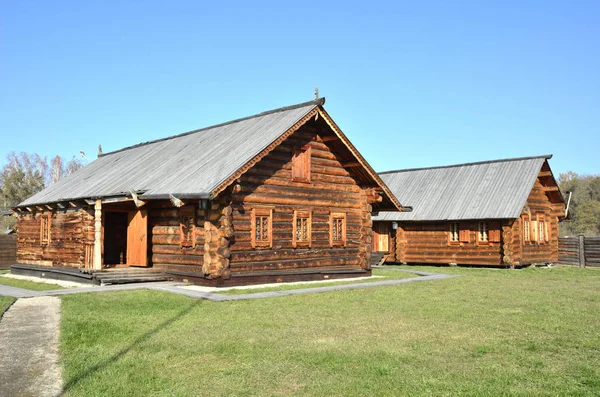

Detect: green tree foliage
[558, 171, 600, 236]
[0, 152, 84, 232]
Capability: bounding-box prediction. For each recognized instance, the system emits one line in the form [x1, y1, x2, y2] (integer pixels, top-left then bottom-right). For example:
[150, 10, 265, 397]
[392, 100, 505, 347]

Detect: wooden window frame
[329, 212, 346, 247]
[448, 222, 460, 245]
[179, 206, 196, 248]
[522, 215, 531, 244]
[251, 207, 273, 248]
[291, 146, 311, 183]
[40, 213, 51, 246]
[293, 210, 312, 248]
[477, 221, 489, 244]
[537, 214, 546, 245]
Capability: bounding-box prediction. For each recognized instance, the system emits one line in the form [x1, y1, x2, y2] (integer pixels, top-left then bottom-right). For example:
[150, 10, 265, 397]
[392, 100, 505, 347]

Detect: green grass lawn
[0, 296, 16, 315]
[0, 275, 65, 291]
[59, 266, 600, 396]
[218, 268, 415, 295]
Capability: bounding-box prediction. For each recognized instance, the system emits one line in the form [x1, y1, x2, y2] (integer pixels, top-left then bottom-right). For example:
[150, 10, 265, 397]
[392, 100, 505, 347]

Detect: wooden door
[127, 209, 148, 267]
[373, 222, 390, 252]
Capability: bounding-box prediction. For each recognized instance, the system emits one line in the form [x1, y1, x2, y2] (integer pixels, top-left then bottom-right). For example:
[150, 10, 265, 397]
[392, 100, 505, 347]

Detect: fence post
[578, 234, 585, 268]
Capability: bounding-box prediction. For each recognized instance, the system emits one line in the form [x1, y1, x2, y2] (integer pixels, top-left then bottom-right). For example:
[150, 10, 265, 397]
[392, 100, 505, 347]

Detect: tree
[0, 152, 85, 232]
[559, 171, 600, 236]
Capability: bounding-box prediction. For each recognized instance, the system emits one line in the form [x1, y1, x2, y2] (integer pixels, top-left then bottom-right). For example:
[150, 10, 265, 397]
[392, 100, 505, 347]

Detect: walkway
[0, 267, 454, 301]
[0, 296, 62, 397]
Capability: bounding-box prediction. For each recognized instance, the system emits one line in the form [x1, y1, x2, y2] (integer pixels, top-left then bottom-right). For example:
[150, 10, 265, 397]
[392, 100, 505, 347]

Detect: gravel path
[0, 296, 62, 397]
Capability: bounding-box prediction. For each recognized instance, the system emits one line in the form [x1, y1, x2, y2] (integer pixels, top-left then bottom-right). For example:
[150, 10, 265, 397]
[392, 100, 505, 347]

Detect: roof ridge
[378, 154, 552, 175]
[99, 97, 326, 158]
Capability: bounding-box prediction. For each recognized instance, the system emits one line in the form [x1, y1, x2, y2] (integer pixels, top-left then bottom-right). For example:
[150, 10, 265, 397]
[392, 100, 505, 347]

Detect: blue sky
[1, 1, 598, 177]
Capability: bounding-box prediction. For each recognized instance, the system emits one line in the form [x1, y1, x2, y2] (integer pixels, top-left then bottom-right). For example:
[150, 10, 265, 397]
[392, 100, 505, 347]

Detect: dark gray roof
[19, 99, 323, 206]
[374, 155, 553, 222]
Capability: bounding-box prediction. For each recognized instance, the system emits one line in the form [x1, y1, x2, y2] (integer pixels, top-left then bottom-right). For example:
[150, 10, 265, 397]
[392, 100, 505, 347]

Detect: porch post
[93, 199, 102, 270]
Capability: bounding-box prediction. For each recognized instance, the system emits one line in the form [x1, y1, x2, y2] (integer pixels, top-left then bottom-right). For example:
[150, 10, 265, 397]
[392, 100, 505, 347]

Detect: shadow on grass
[60, 299, 202, 395]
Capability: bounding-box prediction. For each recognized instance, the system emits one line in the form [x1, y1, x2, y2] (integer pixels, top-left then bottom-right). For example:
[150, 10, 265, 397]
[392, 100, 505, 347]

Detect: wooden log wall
[395, 221, 506, 266]
[150, 206, 207, 274]
[228, 128, 369, 274]
[559, 236, 600, 267]
[510, 172, 565, 265]
[0, 235, 17, 269]
[16, 208, 93, 267]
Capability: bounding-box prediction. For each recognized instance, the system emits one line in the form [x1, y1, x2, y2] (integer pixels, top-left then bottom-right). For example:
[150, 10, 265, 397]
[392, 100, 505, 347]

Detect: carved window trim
[522, 215, 531, 244]
[292, 146, 311, 183]
[449, 222, 460, 245]
[40, 213, 51, 246]
[293, 210, 312, 248]
[251, 207, 273, 248]
[179, 206, 196, 248]
[477, 221, 489, 244]
[329, 212, 346, 247]
[537, 214, 547, 244]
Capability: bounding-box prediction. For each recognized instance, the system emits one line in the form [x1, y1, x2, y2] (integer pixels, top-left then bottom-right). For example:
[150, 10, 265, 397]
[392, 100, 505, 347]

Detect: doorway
[373, 222, 390, 252]
[103, 209, 148, 267]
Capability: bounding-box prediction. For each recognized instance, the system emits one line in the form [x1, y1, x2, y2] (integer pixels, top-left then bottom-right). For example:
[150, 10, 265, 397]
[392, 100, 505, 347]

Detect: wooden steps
[92, 268, 173, 285]
[370, 252, 387, 268]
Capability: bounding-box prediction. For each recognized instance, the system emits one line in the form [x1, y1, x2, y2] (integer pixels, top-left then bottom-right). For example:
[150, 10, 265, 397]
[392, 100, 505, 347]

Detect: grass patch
[0, 275, 65, 291]
[60, 266, 600, 396]
[0, 296, 16, 315]
[218, 268, 415, 295]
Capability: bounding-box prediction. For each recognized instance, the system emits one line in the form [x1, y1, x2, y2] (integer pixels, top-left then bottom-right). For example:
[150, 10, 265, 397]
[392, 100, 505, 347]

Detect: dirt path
[0, 296, 62, 397]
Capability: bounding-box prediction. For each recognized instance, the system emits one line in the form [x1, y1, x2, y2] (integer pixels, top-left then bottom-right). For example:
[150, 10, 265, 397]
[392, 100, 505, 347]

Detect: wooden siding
[150, 206, 207, 273]
[16, 208, 93, 267]
[395, 221, 506, 266]
[229, 127, 371, 274]
[0, 235, 17, 269]
[509, 169, 565, 265]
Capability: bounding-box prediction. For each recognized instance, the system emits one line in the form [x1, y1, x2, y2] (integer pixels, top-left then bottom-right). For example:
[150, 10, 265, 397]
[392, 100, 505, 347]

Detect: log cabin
[372, 155, 566, 268]
[12, 98, 408, 285]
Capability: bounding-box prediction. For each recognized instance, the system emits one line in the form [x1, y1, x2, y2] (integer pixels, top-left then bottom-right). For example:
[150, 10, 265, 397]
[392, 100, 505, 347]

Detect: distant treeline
[558, 172, 600, 236]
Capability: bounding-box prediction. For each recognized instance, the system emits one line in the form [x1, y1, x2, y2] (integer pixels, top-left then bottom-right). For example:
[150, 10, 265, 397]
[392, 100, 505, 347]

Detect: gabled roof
[374, 155, 561, 221]
[18, 98, 404, 211]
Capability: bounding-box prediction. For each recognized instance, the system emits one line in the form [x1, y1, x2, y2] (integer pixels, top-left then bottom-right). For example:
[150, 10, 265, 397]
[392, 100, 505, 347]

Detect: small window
[478, 222, 488, 243]
[449, 222, 460, 244]
[522, 216, 531, 243]
[537, 215, 546, 244]
[293, 210, 312, 248]
[40, 214, 51, 245]
[179, 206, 195, 248]
[292, 146, 311, 183]
[251, 208, 273, 248]
[330, 212, 346, 247]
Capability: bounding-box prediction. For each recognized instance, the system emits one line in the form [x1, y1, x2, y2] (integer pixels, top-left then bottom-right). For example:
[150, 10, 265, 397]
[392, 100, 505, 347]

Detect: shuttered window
[293, 210, 311, 247]
[251, 208, 273, 248]
[292, 146, 311, 183]
[459, 223, 470, 243]
[179, 206, 195, 248]
[449, 222, 460, 243]
[522, 216, 531, 243]
[330, 212, 346, 247]
[40, 214, 51, 246]
[478, 222, 489, 242]
[489, 222, 501, 243]
[537, 214, 546, 244]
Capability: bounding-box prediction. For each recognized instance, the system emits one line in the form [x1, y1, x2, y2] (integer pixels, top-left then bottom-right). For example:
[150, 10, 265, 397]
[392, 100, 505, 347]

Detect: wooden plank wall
[510, 172, 564, 265]
[0, 235, 17, 269]
[229, 127, 368, 274]
[150, 207, 207, 273]
[559, 236, 600, 267]
[16, 208, 93, 267]
[395, 221, 505, 266]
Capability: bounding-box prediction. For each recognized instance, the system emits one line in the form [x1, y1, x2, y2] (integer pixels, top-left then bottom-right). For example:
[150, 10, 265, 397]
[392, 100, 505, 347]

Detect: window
[449, 222, 460, 243]
[330, 212, 346, 247]
[478, 222, 488, 243]
[40, 214, 51, 245]
[537, 214, 546, 244]
[292, 146, 311, 183]
[293, 210, 312, 248]
[251, 208, 273, 248]
[179, 206, 195, 248]
[522, 215, 531, 243]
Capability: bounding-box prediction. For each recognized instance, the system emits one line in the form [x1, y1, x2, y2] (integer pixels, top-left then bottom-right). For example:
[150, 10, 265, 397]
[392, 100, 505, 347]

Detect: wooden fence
[558, 236, 600, 268]
[0, 235, 17, 269]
